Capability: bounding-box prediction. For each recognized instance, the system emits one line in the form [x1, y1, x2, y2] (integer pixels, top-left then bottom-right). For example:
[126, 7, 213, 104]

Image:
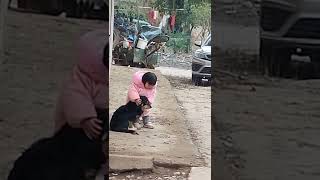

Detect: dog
[110, 96, 151, 134]
[7, 108, 108, 180]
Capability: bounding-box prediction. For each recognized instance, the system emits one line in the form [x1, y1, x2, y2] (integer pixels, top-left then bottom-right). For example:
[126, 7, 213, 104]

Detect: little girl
[127, 71, 158, 129]
[54, 29, 109, 140]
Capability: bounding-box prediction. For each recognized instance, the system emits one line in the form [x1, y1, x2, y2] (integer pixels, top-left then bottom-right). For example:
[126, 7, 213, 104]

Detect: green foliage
[166, 32, 191, 53]
[152, 0, 211, 31]
[152, 0, 168, 12]
[150, 0, 211, 51]
[116, 1, 147, 21]
[190, 2, 211, 29]
[190, 2, 211, 40]
[188, 0, 211, 5]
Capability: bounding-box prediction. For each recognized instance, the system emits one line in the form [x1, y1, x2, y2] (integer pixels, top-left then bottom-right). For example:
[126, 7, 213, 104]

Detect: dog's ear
[140, 96, 150, 105]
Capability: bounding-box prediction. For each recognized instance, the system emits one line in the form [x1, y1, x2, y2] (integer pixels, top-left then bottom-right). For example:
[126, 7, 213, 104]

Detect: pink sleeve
[147, 87, 157, 104]
[128, 83, 140, 102]
[62, 73, 97, 128]
[127, 72, 141, 102]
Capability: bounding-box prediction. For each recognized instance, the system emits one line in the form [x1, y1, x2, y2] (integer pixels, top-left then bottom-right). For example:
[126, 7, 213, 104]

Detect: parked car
[192, 34, 212, 85]
[260, 0, 320, 78]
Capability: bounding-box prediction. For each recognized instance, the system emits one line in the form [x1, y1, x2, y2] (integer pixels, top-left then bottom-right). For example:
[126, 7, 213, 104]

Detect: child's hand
[81, 118, 102, 140]
[135, 98, 142, 106]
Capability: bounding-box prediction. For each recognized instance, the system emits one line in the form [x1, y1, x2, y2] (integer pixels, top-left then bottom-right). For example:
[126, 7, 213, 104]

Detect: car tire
[277, 50, 291, 78]
[309, 54, 320, 78]
[259, 40, 272, 76]
[192, 74, 201, 86]
[64, 0, 77, 18]
[260, 40, 292, 78]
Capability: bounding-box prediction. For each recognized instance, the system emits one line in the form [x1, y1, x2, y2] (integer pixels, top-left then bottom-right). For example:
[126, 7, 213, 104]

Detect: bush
[166, 32, 191, 53]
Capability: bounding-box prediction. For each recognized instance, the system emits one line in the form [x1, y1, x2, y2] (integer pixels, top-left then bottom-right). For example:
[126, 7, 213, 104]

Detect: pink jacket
[54, 29, 108, 132]
[127, 71, 157, 105]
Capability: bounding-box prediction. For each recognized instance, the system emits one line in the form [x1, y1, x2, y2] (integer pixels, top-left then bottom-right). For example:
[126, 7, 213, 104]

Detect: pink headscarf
[54, 29, 109, 132]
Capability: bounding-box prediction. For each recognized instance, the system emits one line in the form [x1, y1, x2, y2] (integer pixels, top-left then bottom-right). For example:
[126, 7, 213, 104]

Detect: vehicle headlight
[194, 51, 207, 59]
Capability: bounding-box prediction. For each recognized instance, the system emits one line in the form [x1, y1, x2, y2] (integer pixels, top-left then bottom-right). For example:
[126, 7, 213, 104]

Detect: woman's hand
[81, 118, 102, 140]
[135, 98, 142, 106]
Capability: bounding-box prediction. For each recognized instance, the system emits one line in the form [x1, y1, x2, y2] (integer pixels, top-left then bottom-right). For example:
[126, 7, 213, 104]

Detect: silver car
[192, 34, 212, 85]
[260, 0, 320, 77]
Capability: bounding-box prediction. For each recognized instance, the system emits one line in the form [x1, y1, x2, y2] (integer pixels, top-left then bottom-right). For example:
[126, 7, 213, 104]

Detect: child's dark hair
[142, 72, 157, 86]
[103, 43, 109, 69]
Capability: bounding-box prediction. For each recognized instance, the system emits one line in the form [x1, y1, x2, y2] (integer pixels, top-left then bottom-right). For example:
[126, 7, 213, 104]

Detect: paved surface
[188, 167, 211, 180]
[109, 154, 154, 172]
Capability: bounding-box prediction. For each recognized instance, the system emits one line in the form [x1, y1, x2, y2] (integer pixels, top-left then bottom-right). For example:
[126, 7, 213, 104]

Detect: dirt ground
[214, 75, 320, 180]
[164, 76, 211, 168]
[0, 10, 107, 179]
[109, 166, 191, 180]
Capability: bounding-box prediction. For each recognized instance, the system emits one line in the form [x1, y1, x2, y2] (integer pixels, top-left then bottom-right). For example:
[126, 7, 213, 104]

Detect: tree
[188, 0, 211, 5]
[116, 0, 147, 21]
[189, 2, 211, 41]
[153, 0, 167, 12]
[152, 0, 211, 35]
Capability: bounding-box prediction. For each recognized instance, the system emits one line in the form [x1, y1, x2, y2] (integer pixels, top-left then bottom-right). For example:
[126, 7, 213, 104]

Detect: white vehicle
[192, 34, 212, 85]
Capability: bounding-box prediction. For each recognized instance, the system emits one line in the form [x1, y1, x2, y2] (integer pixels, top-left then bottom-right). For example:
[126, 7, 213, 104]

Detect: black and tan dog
[7, 108, 108, 180]
[110, 96, 151, 134]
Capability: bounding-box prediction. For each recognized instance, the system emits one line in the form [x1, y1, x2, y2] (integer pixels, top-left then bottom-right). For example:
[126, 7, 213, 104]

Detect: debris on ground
[109, 167, 191, 180]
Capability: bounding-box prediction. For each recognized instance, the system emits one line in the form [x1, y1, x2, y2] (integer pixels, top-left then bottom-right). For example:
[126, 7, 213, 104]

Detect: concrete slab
[188, 167, 211, 180]
[109, 154, 154, 172]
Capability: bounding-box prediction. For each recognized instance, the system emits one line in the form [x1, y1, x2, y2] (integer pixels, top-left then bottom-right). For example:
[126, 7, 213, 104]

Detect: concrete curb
[109, 154, 197, 172]
[109, 154, 154, 172]
[109, 154, 212, 179]
[188, 167, 211, 180]
[153, 158, 197, 168]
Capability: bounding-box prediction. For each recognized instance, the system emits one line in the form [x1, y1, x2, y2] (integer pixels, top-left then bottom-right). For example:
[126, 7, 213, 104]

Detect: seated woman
[54, 29, 109, 140]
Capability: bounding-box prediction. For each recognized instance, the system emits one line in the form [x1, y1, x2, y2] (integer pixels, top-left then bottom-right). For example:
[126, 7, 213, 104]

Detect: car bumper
[192, 56, 212, 73]
[192, 73, 212, 79]
[261, 36, 320, 54]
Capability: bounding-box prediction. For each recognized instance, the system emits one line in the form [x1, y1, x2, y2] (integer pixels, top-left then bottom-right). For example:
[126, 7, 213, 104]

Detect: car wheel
[310, 54, 320, 78]
[192, 75, 201, 86]
[64, 0, 77, 18]
[259, 40, 272, 76]
[277, 50, 291, 78]
[260, 40, 290, 78]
